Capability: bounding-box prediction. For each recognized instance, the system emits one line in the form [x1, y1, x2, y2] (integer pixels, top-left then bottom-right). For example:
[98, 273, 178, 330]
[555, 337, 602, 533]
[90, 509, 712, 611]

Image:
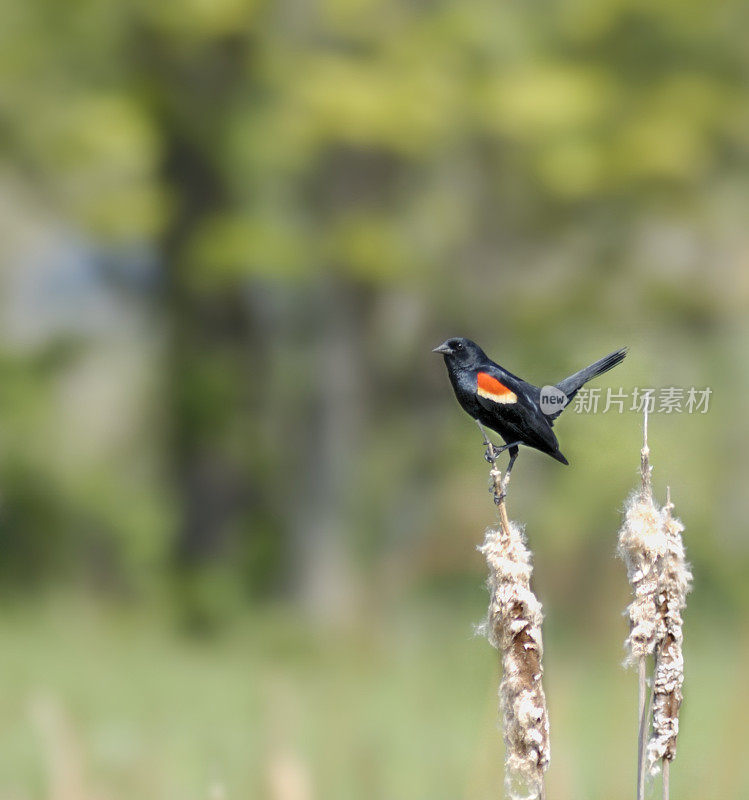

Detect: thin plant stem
[477, 432, 549, 800]
[636, 409, 651, 800]
[641, 408, 651, 494]
[477, 422, 512, 526]
[637, 657, 647, 800]
[619, 410, 690, 800]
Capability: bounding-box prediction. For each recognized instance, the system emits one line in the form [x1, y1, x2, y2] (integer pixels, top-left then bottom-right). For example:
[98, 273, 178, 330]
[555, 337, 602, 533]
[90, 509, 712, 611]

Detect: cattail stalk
[617, 412, 691, 800]
[647, 488, 691, 794]
[477, 442, 550, 800]
[617, 412, 666, 800]
[637, 660, 649, 800]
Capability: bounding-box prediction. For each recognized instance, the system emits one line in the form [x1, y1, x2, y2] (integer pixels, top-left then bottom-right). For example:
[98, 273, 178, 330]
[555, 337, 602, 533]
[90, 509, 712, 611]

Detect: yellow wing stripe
[477, 386, 518, 404]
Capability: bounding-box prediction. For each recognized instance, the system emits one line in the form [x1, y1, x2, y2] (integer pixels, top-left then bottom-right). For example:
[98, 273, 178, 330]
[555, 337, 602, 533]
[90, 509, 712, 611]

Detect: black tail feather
[554, 346, 628, 413]
[551, 449, 569, 465]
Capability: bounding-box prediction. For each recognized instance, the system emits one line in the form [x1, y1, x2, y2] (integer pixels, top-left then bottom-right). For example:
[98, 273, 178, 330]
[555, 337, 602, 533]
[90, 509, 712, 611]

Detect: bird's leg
[497, 445, 520, 503]
[495, 441, 522, 455]
[476, 421, 519, 464]
[476, 421, 498, 463]
[476, 421, 520, 505]
[476, 420, 491, 445]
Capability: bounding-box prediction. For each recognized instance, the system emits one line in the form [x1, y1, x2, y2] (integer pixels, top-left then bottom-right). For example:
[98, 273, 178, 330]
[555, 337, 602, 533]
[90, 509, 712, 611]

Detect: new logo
[539, 385, 568, 416]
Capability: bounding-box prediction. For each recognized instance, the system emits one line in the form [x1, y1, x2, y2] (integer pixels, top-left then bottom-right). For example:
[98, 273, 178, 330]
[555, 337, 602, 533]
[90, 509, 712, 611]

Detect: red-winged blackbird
[433, 338, 627, 476]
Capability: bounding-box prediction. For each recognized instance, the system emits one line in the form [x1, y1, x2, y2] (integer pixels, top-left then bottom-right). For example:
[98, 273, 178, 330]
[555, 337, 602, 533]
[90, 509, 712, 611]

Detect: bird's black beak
[432, 341, 453, 355]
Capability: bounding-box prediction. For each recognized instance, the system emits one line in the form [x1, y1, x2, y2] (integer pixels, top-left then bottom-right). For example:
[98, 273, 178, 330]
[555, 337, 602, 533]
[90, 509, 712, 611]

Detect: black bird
[433, 337, 627, 480]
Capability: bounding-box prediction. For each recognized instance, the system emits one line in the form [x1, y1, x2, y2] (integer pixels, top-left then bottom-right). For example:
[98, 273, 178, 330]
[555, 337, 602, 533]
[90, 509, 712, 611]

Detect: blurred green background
[1, 0, 748, 797]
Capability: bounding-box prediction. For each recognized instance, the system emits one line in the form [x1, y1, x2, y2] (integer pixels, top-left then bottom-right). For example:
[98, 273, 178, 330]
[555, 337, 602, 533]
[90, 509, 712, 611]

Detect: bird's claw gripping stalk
[483, 442, 514, 463]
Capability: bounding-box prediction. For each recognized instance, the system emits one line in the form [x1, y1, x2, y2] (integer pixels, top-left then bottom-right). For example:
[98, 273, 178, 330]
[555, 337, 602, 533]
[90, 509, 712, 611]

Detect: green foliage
[0, 0, 747, 622]
[0, 0, 747, 795]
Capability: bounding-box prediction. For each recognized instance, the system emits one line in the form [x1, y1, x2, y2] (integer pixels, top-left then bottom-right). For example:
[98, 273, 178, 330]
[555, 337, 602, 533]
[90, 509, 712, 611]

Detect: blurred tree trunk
[139, 29, 386, 617]
[160, 133, 249, 569]
[140, 30, 260, 618]
[286, 279, 369, 617]
[281, 146, 399, 616]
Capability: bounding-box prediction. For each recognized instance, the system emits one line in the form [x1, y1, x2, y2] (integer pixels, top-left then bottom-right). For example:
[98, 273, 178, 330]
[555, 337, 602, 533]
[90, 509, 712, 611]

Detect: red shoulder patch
[477, 372, 517, 404]
[477, 372, 512, 395]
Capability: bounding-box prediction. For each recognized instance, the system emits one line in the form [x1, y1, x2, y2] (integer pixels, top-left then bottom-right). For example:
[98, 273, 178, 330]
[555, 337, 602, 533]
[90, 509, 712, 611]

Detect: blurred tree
[135, 25, 263, 623]
[0, 0, 747, 619]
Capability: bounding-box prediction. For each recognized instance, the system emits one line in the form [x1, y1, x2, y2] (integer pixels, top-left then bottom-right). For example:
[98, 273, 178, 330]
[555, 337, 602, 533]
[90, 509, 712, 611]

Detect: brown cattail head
[647, 491, 692, 772]
[478, 521, 550, 800]
[617, 414, 668, 665]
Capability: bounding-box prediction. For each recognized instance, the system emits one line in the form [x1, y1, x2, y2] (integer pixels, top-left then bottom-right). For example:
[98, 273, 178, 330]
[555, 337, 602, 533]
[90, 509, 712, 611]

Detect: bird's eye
[454, 342, 463, 350]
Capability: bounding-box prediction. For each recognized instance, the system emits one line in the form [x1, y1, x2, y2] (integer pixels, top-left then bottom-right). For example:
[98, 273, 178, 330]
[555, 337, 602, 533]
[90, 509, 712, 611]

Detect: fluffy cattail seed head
[647, 493, 692, 772]
[617, 414, 668, 666]
[617, 488, 668, 664]
[478, 521, 550, 800]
